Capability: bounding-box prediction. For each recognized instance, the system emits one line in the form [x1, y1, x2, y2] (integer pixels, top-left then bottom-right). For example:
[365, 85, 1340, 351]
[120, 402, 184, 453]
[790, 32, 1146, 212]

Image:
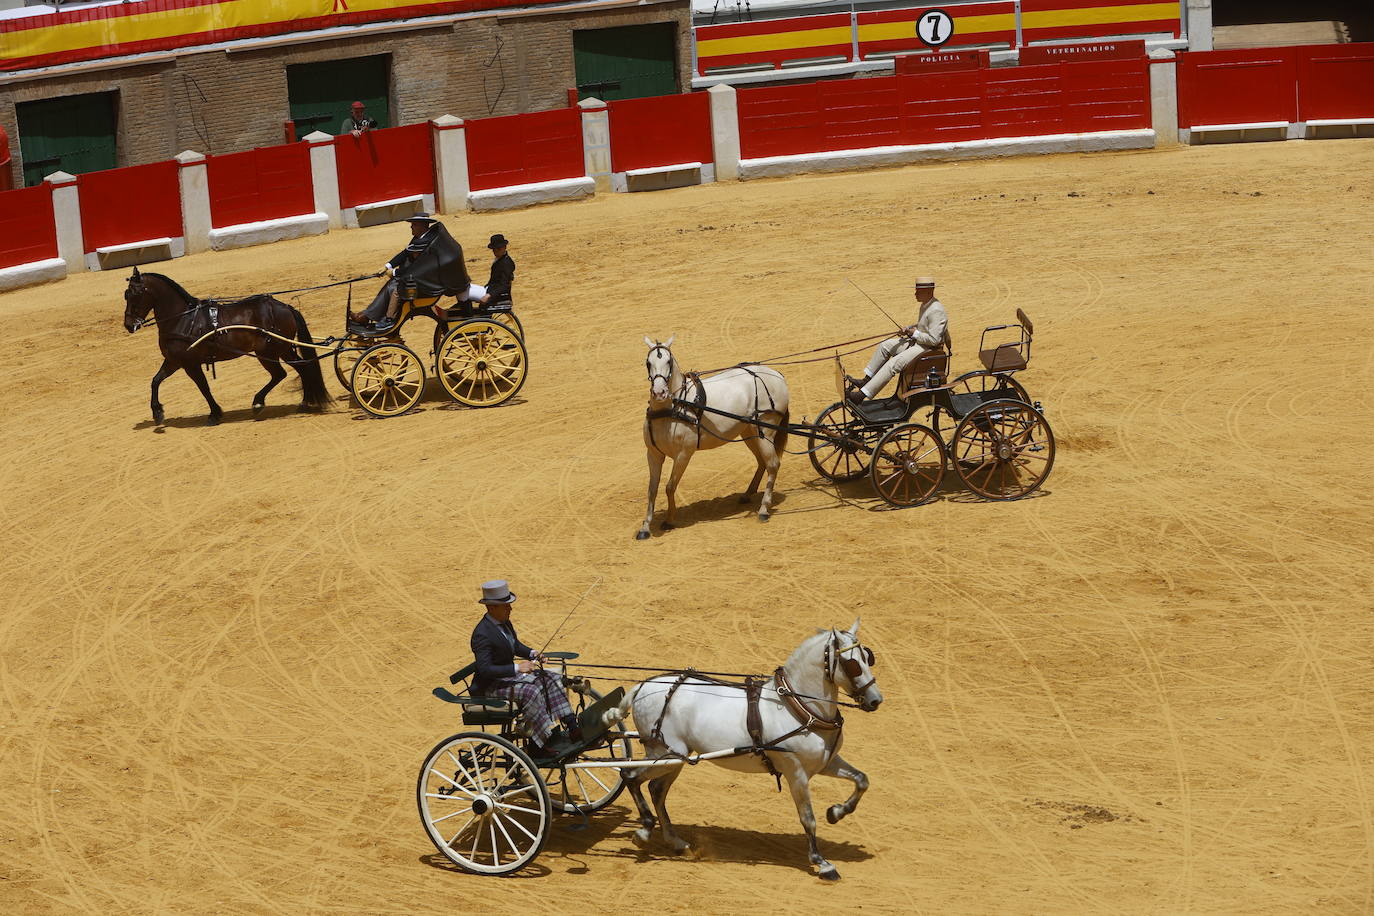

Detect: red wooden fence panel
[0, 183, 56, 269]
[897, 70, 987, 144]
[1177, 48, 1299, 127]
[78, 160, 182, 251]
[334, 123, 434, 209]
[206, 143, 314, 229]
[609, 93, 712, 173]
[737, 83, 824, 159]
[981, 64, 1067, 138]
[1297, 43, 1374, 121]
[465, 108, 584, 192]
[1058, 58, 1150, 132]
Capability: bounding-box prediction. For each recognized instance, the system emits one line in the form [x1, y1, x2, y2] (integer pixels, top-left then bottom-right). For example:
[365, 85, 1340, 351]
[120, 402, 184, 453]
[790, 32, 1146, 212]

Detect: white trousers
[458, 283, 487, 302]
[861, 336, 932, 398]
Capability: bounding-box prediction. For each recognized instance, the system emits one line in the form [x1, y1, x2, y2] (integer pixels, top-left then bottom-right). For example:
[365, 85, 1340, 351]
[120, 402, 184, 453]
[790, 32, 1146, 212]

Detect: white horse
[638, 336, 790, 540]
[607, 621, 882, 880]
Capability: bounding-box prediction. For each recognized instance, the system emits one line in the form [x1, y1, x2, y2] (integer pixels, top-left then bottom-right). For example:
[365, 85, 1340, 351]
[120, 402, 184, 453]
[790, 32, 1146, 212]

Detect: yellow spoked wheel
[487, 310, 523, 339]
[351, 343, 426, 418]
[436, 319, 528, 407]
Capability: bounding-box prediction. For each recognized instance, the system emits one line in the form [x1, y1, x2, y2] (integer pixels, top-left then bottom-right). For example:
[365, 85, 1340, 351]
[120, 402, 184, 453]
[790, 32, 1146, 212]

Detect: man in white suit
[847, 277, 949, 403]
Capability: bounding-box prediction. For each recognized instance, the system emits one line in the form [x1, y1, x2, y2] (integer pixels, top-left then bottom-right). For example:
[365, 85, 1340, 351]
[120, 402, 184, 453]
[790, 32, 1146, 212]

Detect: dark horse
[122, 268, 330, 426]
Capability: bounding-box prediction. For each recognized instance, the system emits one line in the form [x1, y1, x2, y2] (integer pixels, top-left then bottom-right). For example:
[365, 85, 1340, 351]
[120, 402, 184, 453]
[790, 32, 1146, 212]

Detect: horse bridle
[645, 343, 674, 395]
[824, 632, 877, 697]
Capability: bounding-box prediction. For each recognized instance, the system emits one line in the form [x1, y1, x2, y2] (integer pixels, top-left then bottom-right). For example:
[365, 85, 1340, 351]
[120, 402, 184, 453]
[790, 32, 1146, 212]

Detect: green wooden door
[573, 23, 679, 101]
[16, 93, 117, 187]
[287, 55, 391, 138]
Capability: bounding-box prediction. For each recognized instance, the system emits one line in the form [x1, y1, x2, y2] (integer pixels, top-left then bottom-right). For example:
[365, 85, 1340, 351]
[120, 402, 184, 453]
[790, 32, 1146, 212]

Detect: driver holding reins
[470, 579, 582, 758]
[846, 276, 949, 404]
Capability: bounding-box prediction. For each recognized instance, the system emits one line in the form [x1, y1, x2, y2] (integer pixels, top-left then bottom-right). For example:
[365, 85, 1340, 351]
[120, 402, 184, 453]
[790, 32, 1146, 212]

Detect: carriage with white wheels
[333, 290, 526, 418]
[418, 624, 885, 880]
[808, 309, 1055, 506]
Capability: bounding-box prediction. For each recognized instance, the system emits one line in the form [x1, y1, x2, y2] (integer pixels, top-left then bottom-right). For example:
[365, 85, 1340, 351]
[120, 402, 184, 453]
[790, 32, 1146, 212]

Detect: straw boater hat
[914, 277, 936, 287]
[478, 579, 516, 605]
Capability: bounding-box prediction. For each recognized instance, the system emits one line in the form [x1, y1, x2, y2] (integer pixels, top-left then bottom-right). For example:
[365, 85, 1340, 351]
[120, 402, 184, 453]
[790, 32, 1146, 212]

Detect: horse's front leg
[662, 449, 694, 531]
[782, 760, 839, 880]
[182, 361, 224, 426]
[637, 446, 666, 540]
[821, 751, 869, 825]
[149, 358, 178, 425]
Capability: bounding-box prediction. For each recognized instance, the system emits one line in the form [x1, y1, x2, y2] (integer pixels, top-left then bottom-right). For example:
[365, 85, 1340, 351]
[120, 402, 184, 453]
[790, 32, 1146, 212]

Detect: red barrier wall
[335, 123, 434, 209]
[1177, 48, 1298, 127]
[206, 143, 314, 229]
[1298, 44, 1374, 121]
[465, 108, 584, 192]
[609, 93, 712, 173]
[739, 58, 1148, 158]
[0, 183, 56, 269]
[78, 160, 182, 252]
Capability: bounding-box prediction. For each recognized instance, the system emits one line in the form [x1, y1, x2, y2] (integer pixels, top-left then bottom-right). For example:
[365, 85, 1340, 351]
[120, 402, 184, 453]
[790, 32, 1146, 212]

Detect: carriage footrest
[852, 397, 909, 425]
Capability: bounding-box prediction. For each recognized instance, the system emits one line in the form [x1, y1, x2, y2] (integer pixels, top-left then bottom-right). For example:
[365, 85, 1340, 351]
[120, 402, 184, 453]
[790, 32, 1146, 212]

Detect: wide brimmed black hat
[407, 212, 436, 223]
[487, 234, 509, 249]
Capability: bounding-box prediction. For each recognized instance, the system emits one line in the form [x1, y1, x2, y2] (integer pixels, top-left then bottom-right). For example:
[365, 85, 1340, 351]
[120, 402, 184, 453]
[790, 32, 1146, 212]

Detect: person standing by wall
[339, 101, 377, 137]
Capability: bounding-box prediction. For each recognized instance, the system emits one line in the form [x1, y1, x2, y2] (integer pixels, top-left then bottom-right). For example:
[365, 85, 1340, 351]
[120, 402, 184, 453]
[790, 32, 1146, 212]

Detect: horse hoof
[819, 867, 841, 882]
[152, 412, 164, 426]
[252, 403, 265, 416]
[758, 513, 770, 523]
[632, 829, 652, 848]
[826, 805, 843, 824]
[206, 416, 221, 427]
[635, 530, 650, 541]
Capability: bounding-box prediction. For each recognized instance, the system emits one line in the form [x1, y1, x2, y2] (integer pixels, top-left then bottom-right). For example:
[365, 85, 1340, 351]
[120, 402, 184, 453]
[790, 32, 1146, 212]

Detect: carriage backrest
[977, 313, 1032, 373]
[897, 345, 951, 398]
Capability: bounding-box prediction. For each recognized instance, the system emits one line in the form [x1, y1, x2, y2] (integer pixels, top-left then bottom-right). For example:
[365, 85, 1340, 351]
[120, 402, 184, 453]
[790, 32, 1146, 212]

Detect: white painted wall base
[1181, 122, 1290, 145]
[468, 177, 595, 212]
[613, 162, 707, 193]
[208, 212, 330, 251]
[342, 193, 435, 229]
[86, 237, 185, 271]
[1305, 119, 1374, 140]
[739, 130, 1156, 180]
[0, 257, 67, 292]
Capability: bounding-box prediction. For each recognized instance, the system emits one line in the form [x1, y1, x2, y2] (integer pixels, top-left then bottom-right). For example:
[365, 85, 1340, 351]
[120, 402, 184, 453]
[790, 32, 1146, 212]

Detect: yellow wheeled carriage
[333, 290, 527, 418]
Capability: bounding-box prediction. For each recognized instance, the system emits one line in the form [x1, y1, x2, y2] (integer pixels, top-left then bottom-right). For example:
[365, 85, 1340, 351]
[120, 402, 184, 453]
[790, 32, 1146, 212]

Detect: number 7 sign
[917, 9, 954, 47]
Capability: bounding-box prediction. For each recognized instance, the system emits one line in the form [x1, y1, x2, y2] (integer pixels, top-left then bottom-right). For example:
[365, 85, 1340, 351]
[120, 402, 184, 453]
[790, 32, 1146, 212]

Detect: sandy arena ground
[1, 139, 1372, 914]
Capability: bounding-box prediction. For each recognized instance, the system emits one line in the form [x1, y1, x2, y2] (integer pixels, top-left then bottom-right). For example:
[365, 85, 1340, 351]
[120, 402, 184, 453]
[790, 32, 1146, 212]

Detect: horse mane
[141, 272, 200, 306]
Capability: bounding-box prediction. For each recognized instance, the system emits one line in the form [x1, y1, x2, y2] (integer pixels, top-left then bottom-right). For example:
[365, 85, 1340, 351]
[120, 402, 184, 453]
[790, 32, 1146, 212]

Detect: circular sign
[916, 9, 954, 47]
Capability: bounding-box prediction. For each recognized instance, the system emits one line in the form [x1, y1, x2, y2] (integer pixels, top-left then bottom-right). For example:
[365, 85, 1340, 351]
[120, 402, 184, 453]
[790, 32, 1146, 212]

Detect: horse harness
[645, 346, 780, 451]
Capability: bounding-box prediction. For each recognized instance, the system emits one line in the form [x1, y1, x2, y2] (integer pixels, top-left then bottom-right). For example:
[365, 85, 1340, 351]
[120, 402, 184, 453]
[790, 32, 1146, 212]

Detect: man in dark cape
[359, 214, 471, 330]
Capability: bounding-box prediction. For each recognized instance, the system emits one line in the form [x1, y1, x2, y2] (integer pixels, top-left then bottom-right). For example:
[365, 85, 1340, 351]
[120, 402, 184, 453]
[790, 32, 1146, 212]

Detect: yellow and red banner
[0, 0, 527, 72]
[695, 0, 1180, 75]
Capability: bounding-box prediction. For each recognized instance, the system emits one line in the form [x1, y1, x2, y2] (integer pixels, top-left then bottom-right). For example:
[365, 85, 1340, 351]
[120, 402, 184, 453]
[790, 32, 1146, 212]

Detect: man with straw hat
[846, 276, 949, 404]
[470, 579, 581, 757]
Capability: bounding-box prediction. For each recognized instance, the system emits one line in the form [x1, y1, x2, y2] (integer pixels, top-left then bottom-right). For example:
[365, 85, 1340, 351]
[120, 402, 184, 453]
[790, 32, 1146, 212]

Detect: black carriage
[807, 310, 1055, 506]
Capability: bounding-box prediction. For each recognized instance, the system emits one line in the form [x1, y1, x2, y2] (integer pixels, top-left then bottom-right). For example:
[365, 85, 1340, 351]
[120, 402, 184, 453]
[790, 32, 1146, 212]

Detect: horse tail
[602, 683, 639, 729]
[288, 306, 330, 411]
[772, 408, 790, 457]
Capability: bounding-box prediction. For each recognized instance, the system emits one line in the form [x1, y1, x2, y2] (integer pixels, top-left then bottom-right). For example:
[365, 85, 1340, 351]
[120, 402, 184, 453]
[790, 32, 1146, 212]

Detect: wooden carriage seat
[979, 342, 1027, 372]
[432, 661, 519, 727]
[897, 346, 951, 398]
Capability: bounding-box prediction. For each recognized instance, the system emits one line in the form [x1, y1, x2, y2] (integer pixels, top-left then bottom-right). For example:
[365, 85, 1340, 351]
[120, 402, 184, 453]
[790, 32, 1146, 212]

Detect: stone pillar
[175, 150, 212, 255]
[430, 115, 470, 213]
[1149, 49, 1180, 147]
[1186, 0, 1213, 52]
[708, 84, 741, 181]
[45, 171, 85, 274]
[304, 131, 342, 229]
[578, 97, 612, 193]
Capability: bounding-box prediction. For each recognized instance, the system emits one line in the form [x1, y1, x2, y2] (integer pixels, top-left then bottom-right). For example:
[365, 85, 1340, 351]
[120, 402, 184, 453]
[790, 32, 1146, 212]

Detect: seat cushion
[979, 345, 1027, 371]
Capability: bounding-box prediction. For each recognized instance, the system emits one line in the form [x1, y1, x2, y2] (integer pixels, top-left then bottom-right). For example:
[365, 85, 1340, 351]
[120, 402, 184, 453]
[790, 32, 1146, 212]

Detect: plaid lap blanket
[491, 671, 572, 743]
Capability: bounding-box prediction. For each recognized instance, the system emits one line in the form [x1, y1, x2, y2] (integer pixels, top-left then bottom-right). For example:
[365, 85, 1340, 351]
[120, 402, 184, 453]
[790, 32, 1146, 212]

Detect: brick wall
[0, 1, 691, 187]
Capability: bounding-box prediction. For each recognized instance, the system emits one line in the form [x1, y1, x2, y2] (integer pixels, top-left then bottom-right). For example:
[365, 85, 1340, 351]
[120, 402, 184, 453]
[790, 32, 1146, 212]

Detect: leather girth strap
[746, 676, 784, 790]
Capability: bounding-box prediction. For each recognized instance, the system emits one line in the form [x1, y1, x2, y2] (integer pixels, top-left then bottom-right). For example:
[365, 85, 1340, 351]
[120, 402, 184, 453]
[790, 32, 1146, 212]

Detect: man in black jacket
[470, 579, 580, 756]
[364, 213, 472, 331]
[478, 233, 515, 306]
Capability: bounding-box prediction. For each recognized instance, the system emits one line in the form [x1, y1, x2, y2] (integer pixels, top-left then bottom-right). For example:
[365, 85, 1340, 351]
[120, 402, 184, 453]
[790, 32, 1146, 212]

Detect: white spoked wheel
[436, 319, 528, 407]
[417, 732, 552, 875]
[542, 688, 631, 814]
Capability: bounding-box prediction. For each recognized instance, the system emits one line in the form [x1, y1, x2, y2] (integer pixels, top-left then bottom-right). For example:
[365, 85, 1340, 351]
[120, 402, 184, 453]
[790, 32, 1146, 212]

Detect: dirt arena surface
[2, 139, 1372, 914]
